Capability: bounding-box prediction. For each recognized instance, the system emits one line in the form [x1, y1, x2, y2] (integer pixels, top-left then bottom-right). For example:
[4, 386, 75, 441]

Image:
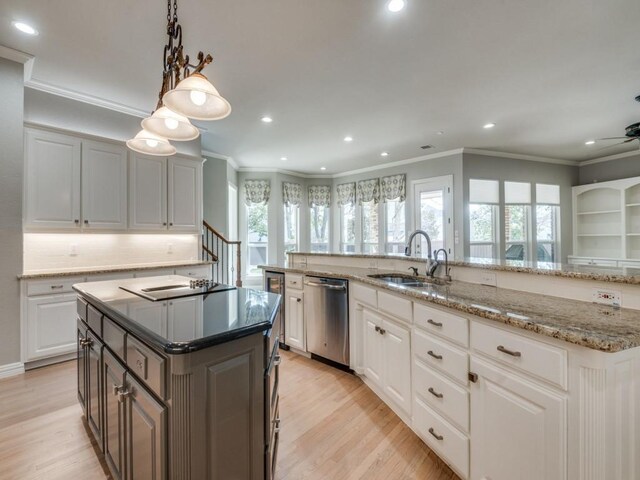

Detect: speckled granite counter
[18, 260, 213, 280]
[260, 264, 640, 353]
[286, 252, 640, 285]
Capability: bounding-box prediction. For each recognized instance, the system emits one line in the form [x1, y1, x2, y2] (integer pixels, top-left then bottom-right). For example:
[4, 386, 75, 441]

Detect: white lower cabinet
[362, 308, 412, 415]
[26, 293, 78, 360]
[285, 290, 305, 351]
[470, 356, 567, 480]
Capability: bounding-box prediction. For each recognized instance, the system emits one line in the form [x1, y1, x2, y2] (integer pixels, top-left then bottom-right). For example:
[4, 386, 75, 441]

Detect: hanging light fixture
[127, 0, 231, 155]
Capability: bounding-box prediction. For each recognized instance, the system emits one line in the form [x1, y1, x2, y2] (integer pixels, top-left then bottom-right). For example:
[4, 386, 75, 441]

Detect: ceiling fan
[592, 95, 640, 151]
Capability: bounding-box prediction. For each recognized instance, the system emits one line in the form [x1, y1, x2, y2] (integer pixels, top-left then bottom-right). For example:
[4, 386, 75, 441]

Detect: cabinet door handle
[112, 384, 123, 396]
[84, 220, 89, 224]
[427, 319, 443, 327]
[296, 298, 302, 303]
[497, 345, 521, 357]
[274, 355, 282, 366]
[428, 387, 444, 399]
[169, 222, 173, 226]
[163, 222, 167, 226]
[118, 388, 132, 403]
[74, 219, 80, 224]
[50, 285, 64, 290]
[427, 350, 443, 360]
[428, 427, 444, 441]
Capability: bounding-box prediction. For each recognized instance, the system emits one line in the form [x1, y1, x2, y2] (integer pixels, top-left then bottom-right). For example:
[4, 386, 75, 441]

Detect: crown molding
[462, 148, 579, 166]
[0, 45, 35, 81]
[579, 148, 640, 167]
[202, 150, 240, 170]
[237, 166, 332, 179]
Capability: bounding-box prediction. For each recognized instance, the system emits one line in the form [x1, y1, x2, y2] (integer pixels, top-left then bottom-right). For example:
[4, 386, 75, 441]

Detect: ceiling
[1, 0, 640, 174]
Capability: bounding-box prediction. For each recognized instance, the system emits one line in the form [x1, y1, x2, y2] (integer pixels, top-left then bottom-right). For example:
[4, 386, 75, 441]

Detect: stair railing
[202, 220, 242, 287]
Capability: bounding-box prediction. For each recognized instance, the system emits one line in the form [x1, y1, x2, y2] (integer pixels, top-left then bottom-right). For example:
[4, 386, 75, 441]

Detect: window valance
[283, 182, 303, 206]
[381, 174, 406, 202]
[244, 179, 271, 206]
[336, 182, 356, 207]
[309, 185, 331, 207]
[357, 178, 380, 205]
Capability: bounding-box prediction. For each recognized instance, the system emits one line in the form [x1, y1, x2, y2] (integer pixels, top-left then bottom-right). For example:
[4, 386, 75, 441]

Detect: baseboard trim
[0, 362, 25, 379]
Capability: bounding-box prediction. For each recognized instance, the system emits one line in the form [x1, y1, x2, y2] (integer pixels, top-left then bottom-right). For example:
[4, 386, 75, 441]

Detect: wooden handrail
[202, 220, 242, 287]
[202, 245, 218, 262]
[203, 220, 241, 245]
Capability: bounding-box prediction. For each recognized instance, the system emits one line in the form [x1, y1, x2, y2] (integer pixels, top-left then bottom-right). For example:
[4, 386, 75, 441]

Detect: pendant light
[141, 106, 200, 141]
[163, 73, 231, 121]
[126, 0, 231, 156]
[126, 129, 177, 156]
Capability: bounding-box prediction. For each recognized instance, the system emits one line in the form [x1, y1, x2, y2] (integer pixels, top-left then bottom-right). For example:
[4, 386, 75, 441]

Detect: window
[340, 204, 356, 253]
[385, 199, 406, 254]
[283, 204, 299, 253]
[469, 179, 499, 260]
[536, 184, 561, 264]
[246, 202, 268, 275]
[310, 205, 330, 252]
[504, 181, 531, 262]
[361, 201, 379, 254]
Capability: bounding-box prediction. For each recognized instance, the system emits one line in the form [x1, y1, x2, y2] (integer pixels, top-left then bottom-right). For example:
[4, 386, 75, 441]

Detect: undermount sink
[367, 273, 448, 288]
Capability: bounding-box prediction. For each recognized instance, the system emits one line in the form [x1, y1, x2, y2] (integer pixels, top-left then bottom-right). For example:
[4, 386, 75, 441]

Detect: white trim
[25, 78, 151, 118]
[202, 150, 240, 170]
[237, 167, 332, 179]
[332, 149, 465, 178]
[579, 148, 640, 166]
[0, 45, 35, 81]
[462, 148, 579, 166]
[0, 362, 25, 379]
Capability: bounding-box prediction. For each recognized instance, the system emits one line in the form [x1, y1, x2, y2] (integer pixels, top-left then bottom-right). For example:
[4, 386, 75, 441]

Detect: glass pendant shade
[163, 73, 232, 120]
[126, 129, 176, 156]
[141, 106, 200, 141]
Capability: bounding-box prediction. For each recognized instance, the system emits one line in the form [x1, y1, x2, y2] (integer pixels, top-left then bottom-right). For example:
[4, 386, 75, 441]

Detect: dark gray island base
[73, 276, 281, 480]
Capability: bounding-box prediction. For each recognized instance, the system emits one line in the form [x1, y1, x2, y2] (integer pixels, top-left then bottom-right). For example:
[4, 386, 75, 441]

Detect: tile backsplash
[23, 233, 199, 273]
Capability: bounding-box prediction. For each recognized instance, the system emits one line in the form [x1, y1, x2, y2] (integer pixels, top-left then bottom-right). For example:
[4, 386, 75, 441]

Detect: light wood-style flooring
[0, 350, 458, 480]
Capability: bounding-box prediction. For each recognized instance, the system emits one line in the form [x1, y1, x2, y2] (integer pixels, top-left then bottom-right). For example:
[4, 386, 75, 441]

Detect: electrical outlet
[368, 260, 378, 270]
[592, 289, 621, 307]
[167, 243, 173, 254]
[69, 243, 78, 256]
[480, 272, 497, 287]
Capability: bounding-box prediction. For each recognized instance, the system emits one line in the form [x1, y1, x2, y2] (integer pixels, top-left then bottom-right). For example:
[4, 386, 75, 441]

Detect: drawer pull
[118, 388, 132, 403]
[51, 285, 64, 290]
[112, 384, 123, 396]
[428, 387, 443, 399]
[427, 319, 443, 327]
[428, 427, 444, 441]
[375, 326, 386, 335]
[497, 345, 522, 357]
[296, 298, 302, 303]
[427, 350, 443, 360]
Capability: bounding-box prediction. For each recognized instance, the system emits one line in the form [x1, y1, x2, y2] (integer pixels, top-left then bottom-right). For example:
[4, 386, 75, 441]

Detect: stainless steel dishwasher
[304, 276, 349, 366]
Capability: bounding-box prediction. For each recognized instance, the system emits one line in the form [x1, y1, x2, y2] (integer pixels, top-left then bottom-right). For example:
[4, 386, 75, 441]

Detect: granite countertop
[18, 260, 213, 280]
[286, 252, 640, 285]
[74, 275, 280, 354]
[260, 264, 640, 353]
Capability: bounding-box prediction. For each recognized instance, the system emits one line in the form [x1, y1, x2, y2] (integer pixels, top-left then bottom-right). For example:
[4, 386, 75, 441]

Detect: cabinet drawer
[175, 265, 211, 279]
[413, 358, 469, 432]
[471, 321, 568, 390]
[378, 291, 412, 324]
[414, 302, 468, 347]
[285, 274, 303, 290]
[27, 276, 84, 296]
[351, 283, 377, 308]
[103, 316, 127, 360]
[87, 304, 102, 336]
[413, 327, 468, 385]
[126, 336, 166, 399]
[413, 397, 469, 479]
[77, 297, 88, 322]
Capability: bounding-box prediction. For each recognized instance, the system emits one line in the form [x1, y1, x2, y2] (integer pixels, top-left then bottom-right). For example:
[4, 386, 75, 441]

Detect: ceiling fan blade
[597, 137, 630, 141]
[594, 141, 629, 152]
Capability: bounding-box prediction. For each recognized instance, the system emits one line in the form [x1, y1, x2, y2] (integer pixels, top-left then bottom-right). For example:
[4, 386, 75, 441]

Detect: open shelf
[577, 234, 622, 237]
[576, 210, 621, 215]
[626, 203, 640, 207]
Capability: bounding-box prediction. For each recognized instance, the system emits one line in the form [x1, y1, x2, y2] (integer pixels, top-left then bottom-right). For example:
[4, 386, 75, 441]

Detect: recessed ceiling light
[13, 21, 38, 36]
[381, 152, 389, 157]
[436, 131, 444, 135]
[585, 140, 596, 145]
[261, 116, 273, 123]
[344, 136, 353, 142]
[483, 123, 496, 129]
[387, 0, 406, 12]
[280, 156, 288, 161]
[320, 167, 327, 171]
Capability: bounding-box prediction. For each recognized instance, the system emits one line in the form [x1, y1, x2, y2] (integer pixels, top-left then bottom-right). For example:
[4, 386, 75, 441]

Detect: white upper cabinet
[168, 156, 202, 232]
[81, 141, 128, 230]
[129, 154, 168, 230]
[25, 129, 82, 229]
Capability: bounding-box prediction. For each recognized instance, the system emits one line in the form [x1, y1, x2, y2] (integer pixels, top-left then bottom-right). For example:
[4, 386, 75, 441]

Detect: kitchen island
[73, 275, 281, 480]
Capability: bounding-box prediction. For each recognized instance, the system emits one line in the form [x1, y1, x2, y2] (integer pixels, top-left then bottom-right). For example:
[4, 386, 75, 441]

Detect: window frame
[310, 204, 331, 253]
[283, 203, 300, 254]
[245, 202, 269, 276]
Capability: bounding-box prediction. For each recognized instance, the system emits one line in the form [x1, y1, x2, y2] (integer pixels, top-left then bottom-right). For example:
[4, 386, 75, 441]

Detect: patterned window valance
[357, 178, 380, 205]
[309, 185, 331, 207]
[381, 174, 406, 202]
[283, 182, 303, 206]
[336, 182, 356, 207]
[244, 179, 271, 205]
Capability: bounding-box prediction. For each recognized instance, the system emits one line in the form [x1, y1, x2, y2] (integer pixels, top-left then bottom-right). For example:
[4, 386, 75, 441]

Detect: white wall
[0, 58, 24, 367]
